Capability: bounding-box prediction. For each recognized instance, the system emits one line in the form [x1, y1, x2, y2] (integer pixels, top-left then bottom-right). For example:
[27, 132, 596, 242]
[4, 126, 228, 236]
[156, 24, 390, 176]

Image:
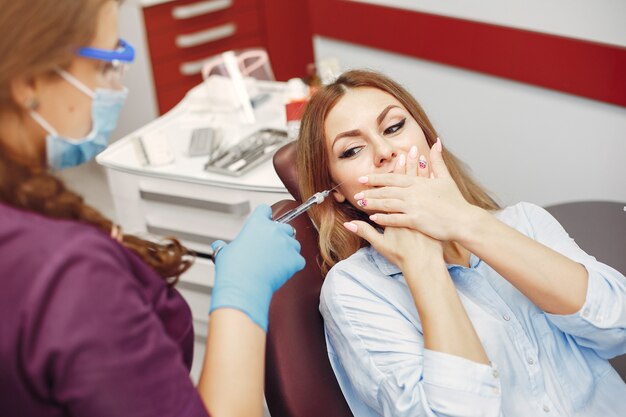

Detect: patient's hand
[354, 138, 482, 243]
[344, 146, 444, 271]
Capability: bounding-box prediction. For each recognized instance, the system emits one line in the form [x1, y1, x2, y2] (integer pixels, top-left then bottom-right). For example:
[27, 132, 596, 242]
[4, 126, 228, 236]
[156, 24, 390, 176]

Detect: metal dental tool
[275, 183, 343, 224]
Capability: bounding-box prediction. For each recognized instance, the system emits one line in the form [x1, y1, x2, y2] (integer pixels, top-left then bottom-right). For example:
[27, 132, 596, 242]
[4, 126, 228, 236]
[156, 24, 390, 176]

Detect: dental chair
[545, 201, 626, 382]
[264, 144, 626, 415]
[266, 142, 354, 417]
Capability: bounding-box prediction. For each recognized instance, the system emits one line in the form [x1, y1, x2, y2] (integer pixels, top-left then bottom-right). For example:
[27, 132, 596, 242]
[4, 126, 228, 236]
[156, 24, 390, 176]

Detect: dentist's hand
[209, 205, 305, 331]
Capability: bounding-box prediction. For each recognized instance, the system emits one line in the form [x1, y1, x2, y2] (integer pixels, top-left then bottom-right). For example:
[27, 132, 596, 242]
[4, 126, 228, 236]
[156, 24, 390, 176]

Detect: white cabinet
[97, 81, 290, 383]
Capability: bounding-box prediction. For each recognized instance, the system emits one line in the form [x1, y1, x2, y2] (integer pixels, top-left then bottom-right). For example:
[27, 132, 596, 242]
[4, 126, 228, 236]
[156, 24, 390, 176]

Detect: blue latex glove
[209, 204, 306, 331]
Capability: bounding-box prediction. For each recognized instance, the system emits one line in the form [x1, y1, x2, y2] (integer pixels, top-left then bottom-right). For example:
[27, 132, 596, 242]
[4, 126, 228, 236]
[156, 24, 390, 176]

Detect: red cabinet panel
[151, 34, 264, 91]
[144, 0, 258, 33]
[143, 0, 313, 114]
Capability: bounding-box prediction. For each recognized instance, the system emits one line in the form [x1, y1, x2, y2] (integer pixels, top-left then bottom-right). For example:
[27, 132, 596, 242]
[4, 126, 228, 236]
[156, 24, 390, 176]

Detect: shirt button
[527, 357, 535, 365]
[543, 405, 550, 412]
[502, 313, 511, 321]
[492, 386, 500, 395]
[492, 369, 499, 378]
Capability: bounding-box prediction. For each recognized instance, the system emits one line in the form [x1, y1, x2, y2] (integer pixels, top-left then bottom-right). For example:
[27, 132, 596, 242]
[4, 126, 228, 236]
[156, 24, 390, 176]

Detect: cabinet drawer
[144, 0, 258, 34]
[138, 179, 288, 254]
[146, 8, 262, 62]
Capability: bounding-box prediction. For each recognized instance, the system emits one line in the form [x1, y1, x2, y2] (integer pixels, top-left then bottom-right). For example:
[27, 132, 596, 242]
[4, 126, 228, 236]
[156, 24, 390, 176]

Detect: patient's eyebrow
[332, 104, 401, 150]
[377, 105, 399, 126]
[333, 129, 361, 146]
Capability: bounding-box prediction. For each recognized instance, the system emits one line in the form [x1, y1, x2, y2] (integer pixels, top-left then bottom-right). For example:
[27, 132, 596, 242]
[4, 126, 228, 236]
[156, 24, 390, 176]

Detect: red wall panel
[308, 0, 626, 108]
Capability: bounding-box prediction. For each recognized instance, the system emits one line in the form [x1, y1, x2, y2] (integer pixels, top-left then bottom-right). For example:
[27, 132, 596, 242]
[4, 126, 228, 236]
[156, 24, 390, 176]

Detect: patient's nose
[373, 138, 397, 167]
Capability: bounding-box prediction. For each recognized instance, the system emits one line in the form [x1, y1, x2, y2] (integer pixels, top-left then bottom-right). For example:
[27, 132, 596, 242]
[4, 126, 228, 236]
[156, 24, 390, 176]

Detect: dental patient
[296, 70, 626, 417]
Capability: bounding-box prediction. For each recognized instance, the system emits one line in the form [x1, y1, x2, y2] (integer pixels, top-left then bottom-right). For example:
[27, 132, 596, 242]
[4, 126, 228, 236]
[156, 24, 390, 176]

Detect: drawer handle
[172, 0, 233, 20]
[176, 22, 236, 49]
[140, 189, 250, 215]
[146, 224, 230, 246]
[180, 57, 213, 76]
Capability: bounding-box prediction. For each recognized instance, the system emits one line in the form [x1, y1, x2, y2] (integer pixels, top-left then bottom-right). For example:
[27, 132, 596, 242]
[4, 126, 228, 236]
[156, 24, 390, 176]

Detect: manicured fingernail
[354, 192, 365, 200]
[434, 137, 442, 153]
[418, 155, 427, 169]
[343, 222, 358, 233]
[358, 176, 369, 184]
[409, 145, 418, 160]
[356, 199, 367, 208]
[398, 154, 406, 167]
[430, 172, 435, 179]
[369, 214, 378, 221]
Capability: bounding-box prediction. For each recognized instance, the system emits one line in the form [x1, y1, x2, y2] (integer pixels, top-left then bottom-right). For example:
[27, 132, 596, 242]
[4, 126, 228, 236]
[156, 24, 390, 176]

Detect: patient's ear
[332, 189, 346, 203]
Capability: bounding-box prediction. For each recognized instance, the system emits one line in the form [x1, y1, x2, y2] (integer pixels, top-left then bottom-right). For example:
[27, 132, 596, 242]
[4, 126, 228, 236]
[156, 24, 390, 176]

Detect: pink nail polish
[398, 154, 406, 167]
[369, 214, 378, 221]
[418, 156, 427, 169]
[343, 222, 358, 233]
[357, 199, 367, 208]
[358, 176, 369, 184]
[354, 192, 365, 200]
[409, 146, 418, 160]
[434, 137, 442, 153]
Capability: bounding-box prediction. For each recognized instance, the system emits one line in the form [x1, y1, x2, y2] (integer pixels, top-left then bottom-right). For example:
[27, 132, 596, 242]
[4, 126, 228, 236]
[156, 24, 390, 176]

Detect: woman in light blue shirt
[296, 70, 626, 417]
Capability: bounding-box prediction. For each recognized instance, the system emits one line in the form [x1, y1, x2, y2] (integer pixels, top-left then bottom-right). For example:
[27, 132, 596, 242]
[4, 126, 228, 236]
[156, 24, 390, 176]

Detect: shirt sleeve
[20, 232, 209, 417]
[321, 266, 501, 417]
[519, 202, 626, 359]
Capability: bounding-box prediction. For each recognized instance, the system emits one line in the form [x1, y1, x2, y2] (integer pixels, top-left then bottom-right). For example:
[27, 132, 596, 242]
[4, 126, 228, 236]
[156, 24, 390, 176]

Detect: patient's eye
[384, 118, 406, 135]
[339, 146, 363, 159]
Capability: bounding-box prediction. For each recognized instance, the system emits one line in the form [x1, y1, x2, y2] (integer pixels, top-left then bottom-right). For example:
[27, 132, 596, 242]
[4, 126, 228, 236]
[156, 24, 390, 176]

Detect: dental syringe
[275, 191, 329, 224]
[275, 183, 343, 224]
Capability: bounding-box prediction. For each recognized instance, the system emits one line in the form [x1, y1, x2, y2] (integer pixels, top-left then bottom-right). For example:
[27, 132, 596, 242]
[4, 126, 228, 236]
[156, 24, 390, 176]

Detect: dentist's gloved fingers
[407, 145, 419, 176]
[209, 203, 307, 331]
[274, 221, 297, 237]
[275, 227, 301, 252]
[252, 203, 273, 219]
[212, 239, 227, 252]
[288, 235, 301, 252]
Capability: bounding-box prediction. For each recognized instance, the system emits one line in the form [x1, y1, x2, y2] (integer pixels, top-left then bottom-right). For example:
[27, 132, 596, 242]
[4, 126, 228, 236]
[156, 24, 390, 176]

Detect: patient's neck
[443, 241, 471, 267]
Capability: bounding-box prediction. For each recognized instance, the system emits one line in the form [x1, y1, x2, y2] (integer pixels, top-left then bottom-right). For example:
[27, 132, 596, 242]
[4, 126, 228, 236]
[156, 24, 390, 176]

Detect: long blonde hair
[0, 0, 193, 283]
[297, 70, 499, 275]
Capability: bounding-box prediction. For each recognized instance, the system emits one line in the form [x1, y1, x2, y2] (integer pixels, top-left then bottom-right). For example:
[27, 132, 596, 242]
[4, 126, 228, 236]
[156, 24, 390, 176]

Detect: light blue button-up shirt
[320, 202, 626, 417]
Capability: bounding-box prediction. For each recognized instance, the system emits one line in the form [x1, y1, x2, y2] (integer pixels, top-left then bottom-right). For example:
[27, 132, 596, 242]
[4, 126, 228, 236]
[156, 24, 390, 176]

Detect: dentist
[0, 1, 303, 417]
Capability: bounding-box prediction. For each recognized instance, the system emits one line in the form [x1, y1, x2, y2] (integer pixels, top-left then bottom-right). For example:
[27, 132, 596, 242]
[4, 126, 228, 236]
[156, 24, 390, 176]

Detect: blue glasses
[77, 39, 135, 84]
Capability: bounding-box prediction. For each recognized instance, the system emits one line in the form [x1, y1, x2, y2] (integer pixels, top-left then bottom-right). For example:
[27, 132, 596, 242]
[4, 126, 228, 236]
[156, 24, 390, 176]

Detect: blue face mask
[29, 69, 128, 170]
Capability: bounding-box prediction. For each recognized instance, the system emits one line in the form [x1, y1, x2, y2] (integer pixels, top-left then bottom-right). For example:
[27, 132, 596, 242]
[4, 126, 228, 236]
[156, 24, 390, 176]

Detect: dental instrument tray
[204, 128, 290, 176]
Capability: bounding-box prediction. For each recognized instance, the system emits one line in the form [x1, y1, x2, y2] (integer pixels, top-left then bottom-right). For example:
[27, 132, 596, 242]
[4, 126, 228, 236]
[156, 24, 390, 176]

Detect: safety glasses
[77, 39, 135, 85]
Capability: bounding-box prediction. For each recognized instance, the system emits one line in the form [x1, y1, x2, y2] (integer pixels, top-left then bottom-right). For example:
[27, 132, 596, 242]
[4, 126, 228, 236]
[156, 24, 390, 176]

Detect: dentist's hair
[0, 0, 192, 283]
[297, 69, 499, 275]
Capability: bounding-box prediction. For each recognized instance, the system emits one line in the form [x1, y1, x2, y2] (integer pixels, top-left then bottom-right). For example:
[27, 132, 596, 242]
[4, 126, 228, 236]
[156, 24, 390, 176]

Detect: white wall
[115, 0, 159, 140]
[314, 36, 626, 207]
[59, 0, 159, 219]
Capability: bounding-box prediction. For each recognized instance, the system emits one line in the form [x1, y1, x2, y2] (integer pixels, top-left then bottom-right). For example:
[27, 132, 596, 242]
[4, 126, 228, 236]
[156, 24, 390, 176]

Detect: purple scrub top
[0, 203, 210, 416]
